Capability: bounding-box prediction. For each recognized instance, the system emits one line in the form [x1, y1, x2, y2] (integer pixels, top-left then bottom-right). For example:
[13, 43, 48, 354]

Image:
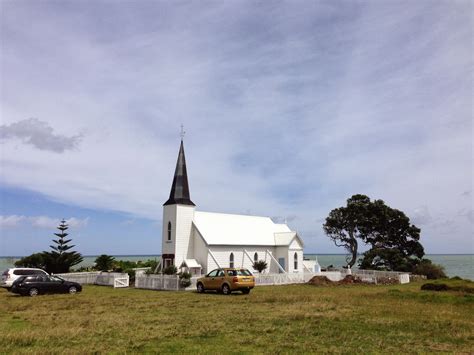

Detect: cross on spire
[180, 124, 186, 140]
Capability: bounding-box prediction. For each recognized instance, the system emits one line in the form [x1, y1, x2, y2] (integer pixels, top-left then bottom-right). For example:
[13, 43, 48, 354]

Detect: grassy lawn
[0, 280, 473, 353]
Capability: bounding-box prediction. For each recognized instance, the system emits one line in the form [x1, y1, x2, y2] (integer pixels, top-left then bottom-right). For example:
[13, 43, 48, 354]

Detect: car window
[32, 270, 45, 275]
[226, 270, 237, 276]
[14, 276, 27, 283]
[50, 276, 63, 282]
[237, 269, 252, 276]
[207, 269, 219, 277]
[217, 270, 225, 277]
[22, 276, 37, 282]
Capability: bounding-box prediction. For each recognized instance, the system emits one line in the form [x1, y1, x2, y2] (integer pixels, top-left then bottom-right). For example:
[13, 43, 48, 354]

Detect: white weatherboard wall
[162, 204, 195, 269]
[162, 204, 176, 257]
[192, 226, 209, 272]
[175, 205, 195, 269]
[205, 246, 273, 273]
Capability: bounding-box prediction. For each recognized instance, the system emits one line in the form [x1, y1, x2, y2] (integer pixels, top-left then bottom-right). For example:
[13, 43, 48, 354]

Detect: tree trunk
[347, 233, 358, 268]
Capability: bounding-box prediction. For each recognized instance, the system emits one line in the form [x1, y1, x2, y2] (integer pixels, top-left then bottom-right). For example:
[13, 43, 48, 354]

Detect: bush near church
[253, 260, 268, 273]
[413, 259, 447, 279]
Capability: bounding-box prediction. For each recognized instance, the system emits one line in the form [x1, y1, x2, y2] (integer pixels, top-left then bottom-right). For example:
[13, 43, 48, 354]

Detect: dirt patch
[338, 275, 364, 284]
[307, 276, 333, 286]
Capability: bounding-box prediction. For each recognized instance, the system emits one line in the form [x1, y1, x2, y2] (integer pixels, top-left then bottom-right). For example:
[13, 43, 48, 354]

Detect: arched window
[294, 252, 298, 270]
[254, 252, 258, 263]
[229, 253, 234, 268]
[167, 222, 172, 241]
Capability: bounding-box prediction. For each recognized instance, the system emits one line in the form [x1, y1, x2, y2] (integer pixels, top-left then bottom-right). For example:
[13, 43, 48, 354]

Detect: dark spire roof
[163, 140, 195, 206]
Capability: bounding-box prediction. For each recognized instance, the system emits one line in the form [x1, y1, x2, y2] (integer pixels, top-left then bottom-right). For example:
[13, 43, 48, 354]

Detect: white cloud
[66, 217, 90, 228]
[0, 215, 26, 227]
[0, 215, 89, 229]
[28, 216, 60, 229]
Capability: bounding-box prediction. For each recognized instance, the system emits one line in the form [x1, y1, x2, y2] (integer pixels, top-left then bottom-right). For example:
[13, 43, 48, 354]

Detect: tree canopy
[323, 194, 424, 271]
[323, 194, 374, 267]
[94, 254, 116, 271]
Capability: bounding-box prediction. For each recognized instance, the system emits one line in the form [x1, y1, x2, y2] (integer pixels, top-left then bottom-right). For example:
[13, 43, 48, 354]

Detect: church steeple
[163, 139, 195, 206]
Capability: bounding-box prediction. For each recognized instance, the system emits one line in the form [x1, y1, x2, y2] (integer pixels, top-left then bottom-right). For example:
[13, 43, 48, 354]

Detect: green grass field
[0, 280, 473, 353]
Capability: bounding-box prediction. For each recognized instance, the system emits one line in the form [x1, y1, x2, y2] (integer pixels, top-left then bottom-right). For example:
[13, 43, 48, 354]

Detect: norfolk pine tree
[44, 219, 83, 273]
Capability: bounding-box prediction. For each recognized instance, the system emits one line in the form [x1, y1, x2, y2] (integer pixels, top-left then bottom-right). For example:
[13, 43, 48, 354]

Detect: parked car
[10, 275, 82, 297]
[196, 268, 255, 295]
[1, 268, 49, 289]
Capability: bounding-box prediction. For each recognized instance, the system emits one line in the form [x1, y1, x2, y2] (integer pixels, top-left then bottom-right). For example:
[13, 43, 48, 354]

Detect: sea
[1, 254, 472, 280]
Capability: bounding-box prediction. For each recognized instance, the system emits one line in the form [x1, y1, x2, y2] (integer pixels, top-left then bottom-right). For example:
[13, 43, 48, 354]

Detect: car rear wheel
[222, 283, 231, 295]
[197, 282, 205, 293]
[29, 288, 39, 297]
[68, 286, 77, 294]
[242, 288, 251, 294]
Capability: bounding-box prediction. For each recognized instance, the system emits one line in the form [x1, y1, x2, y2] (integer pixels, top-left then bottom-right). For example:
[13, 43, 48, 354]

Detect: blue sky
[0, 0, 472, 256]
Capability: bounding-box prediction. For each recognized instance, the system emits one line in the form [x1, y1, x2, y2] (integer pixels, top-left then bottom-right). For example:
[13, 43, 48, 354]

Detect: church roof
[193, 211, 302, 246]
[164, 140, 195, 206]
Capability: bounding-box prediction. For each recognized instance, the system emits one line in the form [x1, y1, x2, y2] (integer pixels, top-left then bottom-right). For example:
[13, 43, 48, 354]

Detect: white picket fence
[135, 274, 181, 290]
[254, 273, 306, 285]
[55, 272, 130, 288]
[352, 269, 410, 284]
[131, 269, 411, 292]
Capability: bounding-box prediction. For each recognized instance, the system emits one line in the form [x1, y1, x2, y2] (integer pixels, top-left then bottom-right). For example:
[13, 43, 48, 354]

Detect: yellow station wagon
[196, 268, 255, 295]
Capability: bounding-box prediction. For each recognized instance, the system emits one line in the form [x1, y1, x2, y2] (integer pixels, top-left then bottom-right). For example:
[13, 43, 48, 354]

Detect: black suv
[11, 275, 82, 296]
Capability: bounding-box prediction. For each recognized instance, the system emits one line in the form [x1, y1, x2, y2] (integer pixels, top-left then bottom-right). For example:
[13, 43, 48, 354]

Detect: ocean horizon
[1, 254, 472, 280]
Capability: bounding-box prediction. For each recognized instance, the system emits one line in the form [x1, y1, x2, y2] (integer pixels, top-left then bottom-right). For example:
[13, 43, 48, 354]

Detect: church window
[254, 252, 258, 263]
[294, 252, 298, 270]
[167, 222, 172, 241]
[229, 253, 234, 268]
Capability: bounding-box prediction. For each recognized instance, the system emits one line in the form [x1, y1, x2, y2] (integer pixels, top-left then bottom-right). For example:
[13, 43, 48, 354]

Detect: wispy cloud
[0, 215, 89, 229]
[0, 215, 26, 227]
[0, 118, 82, 153]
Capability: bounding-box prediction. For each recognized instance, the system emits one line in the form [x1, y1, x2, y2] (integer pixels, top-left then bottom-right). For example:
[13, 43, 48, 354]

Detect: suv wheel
[197, 282, 205, 293]
[68, 286, 77, 294]
[222, 283, 231, 295]
[29, 288, 39, 297]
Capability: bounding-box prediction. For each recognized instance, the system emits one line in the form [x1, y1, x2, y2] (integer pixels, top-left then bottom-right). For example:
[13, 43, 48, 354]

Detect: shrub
[421, 283, 449, 291]
[15, 253, 48, 269]
[253, 260, 268, 273]
[413, 260, 447, 279]
[94, 254, 115, 271]
[178, 271, 192, 288]
[163, 265, 177, 275]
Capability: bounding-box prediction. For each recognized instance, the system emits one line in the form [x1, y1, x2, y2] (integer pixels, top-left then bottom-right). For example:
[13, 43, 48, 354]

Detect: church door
[278, 257, 285, 273]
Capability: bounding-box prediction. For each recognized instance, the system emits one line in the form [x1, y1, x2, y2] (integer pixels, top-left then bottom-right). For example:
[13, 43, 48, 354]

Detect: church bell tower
[161, 137, 195, 269]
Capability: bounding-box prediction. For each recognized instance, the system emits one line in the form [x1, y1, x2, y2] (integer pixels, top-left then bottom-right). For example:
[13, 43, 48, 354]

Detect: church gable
[289, 236, 303, 250]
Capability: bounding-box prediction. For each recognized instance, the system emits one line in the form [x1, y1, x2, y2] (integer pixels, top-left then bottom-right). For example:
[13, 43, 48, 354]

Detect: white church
[161, 139, 313, 276]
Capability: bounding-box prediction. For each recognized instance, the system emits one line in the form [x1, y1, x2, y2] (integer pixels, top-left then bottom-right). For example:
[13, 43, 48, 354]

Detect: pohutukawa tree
[323, 194, 425, 271]
[44, 219, 83, 273]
